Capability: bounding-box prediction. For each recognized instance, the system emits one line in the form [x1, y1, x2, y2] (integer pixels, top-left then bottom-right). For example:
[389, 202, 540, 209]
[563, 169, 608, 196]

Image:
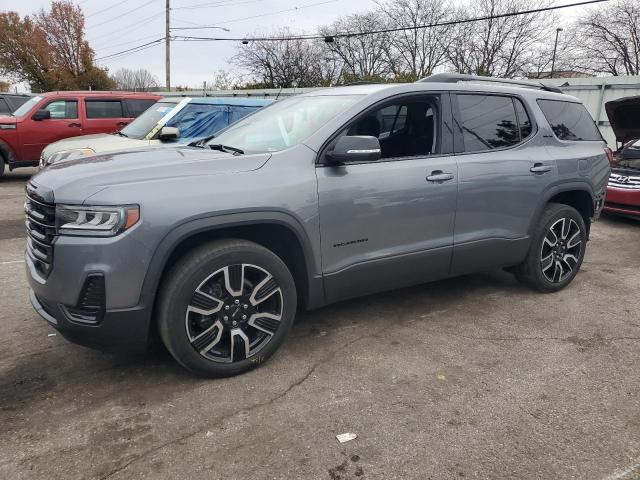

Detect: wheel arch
[530, 182, 595, 239]
[140, 212, 324, 332]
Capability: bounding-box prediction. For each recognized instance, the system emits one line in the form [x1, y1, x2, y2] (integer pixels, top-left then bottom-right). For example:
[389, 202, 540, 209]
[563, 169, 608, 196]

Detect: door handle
[426, 170, 454, 183]
[530, 163, 552, 174]
[68, 123, 81, 128]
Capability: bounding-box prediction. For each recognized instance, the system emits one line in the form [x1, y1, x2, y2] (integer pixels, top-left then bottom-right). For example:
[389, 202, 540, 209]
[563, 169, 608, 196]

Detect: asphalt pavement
[1, 168, 639, 480]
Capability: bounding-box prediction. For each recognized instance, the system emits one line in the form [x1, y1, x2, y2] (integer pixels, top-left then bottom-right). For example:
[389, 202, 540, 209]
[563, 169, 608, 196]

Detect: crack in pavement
[98, 318, 400, 479]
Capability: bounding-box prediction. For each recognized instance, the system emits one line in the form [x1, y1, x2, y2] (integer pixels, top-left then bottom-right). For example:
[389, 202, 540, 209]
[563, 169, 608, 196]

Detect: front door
[316, 93, 458, 303]
[21, 98, 81, 161]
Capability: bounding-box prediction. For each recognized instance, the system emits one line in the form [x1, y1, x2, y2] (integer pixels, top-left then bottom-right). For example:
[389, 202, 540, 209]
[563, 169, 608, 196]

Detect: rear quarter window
[537, 99, 602, 141]
[86, 100, 124, 119]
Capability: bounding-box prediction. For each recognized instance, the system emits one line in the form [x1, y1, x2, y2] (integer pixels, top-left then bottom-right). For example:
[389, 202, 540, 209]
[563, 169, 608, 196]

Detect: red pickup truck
[0, 91, 161, 177]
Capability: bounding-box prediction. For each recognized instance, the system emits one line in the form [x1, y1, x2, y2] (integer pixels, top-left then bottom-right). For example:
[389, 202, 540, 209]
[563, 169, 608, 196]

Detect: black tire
[0, 154, 5, 179]
[157, 239, 297, 377]
[516, 203, 587, 293]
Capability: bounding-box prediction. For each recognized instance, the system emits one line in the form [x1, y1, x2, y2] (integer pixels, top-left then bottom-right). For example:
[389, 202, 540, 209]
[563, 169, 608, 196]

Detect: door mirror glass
[32, 109, 51, 121]
[159, 126, 180, 141]
[327, 135, 381, 164]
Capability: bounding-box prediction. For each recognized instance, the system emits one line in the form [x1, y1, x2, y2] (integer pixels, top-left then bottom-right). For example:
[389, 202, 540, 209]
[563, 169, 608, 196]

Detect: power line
[175, 0, 610, 42]
[94, 32, 166, 53]
[88, 11, 164, 42]
[206, 0, 339, 26]
[94, 0, 609, 63]
[88, 0, 157, 29]
[172, 0, 263, 10]
[95, 38, 165, 61]
[85, 0, 130, 19]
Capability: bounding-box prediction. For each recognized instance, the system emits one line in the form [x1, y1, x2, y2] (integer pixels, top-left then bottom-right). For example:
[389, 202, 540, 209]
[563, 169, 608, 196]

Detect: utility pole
[165, 0, 170, 91]
[550, 27, 563, 79]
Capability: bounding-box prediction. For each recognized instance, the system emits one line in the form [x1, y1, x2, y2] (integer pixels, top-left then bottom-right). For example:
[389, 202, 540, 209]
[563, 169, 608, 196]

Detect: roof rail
[417, 73, 563, 94]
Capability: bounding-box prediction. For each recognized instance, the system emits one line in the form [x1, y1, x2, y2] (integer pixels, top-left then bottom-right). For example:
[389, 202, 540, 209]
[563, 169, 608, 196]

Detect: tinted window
[86, 100, 123, 119]
[514, 99, 532, 139]
[537, 100, 601, 141]
[124, 99, 155, 117]
[458, 94, 519, 151]
[45, 100, 78, 119]
[346, 96, 440, 159]
[0, 98, 10, 115]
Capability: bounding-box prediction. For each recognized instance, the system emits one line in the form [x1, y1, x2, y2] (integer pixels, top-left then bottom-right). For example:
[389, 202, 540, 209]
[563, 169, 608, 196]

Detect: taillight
[604, 147, 616, 166]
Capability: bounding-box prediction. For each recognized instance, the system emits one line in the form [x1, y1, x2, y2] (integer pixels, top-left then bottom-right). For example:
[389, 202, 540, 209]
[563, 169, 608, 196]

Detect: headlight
[44, 148, 95, 166]
[56, 205, 139, 237]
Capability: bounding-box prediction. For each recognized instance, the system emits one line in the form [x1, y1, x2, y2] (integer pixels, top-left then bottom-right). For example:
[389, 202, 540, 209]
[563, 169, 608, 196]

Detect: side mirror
[159, 126, 180, 141]
[326, 135, 381, 165]
[32, 109, 51, 121]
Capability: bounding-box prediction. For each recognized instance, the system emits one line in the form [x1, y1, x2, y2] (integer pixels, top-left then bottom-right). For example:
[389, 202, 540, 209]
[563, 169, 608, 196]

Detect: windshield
[120, 101, 178, 139]
[13, 96, 42, 117]
[208, 95, 361, 154]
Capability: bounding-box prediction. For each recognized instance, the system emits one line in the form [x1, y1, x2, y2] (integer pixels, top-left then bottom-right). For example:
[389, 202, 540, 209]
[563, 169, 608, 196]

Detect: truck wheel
[157, 239, 297, 377]
[516, 203, 587, 293]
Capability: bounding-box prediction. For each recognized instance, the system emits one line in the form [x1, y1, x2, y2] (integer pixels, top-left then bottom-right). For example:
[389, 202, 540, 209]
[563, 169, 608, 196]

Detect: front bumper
[29, 289, 151, 352]
[25, 228, 156, 353]
[604, 186, 640, 218]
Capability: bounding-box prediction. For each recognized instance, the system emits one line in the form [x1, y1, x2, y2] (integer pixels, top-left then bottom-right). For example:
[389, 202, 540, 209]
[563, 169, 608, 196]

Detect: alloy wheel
[185, 263, 283, 363]
[539, 217, 582, 283]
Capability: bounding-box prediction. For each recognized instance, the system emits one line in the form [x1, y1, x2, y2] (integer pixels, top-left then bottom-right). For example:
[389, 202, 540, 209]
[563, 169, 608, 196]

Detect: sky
[4, 0, 380, 90]
[3, 0, 582, 91]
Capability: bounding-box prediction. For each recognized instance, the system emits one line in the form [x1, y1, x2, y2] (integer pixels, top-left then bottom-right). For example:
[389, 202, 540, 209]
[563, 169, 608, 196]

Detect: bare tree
[576, 0, 640, 75]
[447, 0, 553, 78]
[377, 0, 454, 80]
[113, 68, 159, 91]
[231, 29, 335, 87]
[527, 27, 584, 78]
[321, 12, 392, 82]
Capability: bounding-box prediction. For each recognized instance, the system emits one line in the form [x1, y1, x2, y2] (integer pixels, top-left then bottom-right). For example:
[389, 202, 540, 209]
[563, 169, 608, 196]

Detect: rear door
[21, 98, 81, 161]
[83, 98, 128, 134]
[316, 92, 458, 303]
[450, 92, 556, 275]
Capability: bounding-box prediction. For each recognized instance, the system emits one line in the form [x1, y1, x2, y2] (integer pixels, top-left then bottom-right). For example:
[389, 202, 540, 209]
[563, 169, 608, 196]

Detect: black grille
[25, 191, 56, 278]
[63, 274, 106, 325]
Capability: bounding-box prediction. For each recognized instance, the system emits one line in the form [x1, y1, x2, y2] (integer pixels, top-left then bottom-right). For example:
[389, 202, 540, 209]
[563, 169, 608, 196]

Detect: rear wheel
[516, 203, 587, 292]
[0, 154, 5, 179]
[157, 239, 297, 377]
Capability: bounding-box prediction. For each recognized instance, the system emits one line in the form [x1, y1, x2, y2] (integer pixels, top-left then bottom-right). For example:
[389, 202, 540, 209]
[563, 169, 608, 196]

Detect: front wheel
[157, 239, 297, 377]
[516, 203, 587, 292]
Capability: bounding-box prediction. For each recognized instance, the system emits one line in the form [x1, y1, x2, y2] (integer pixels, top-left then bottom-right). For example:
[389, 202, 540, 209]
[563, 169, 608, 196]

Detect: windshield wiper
[113, 131, 128, 137]
[209, 144, 244, 155]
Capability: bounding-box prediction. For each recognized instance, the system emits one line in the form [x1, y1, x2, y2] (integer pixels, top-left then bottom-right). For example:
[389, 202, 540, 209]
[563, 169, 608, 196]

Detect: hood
[605, 96, 640, 144]
[31, 146, 272, 203]
[42, 133, 150, 161]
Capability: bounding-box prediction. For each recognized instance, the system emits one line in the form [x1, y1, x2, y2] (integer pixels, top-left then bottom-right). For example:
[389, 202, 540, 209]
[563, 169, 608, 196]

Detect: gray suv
[25, 74, 610, 377]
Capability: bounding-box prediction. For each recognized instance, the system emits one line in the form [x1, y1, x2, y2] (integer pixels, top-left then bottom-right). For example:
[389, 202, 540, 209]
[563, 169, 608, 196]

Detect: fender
[138, 210, 325, 313]
[0, 139, 18, 168]
[527, 179, 596, 236]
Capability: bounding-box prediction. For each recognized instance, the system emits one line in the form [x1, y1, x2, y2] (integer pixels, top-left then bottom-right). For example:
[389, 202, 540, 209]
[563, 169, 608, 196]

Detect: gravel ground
[1, 168, 639, 480]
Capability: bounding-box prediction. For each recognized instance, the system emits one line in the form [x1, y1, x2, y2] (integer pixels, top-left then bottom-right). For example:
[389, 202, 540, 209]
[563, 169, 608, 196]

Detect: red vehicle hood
[605, 96, 640, 145]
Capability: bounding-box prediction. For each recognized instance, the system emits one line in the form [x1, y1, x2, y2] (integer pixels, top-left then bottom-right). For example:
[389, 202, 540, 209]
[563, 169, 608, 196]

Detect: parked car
[0, 93, 32, 114]
[40, 97, 273, 167]
[603, 95, 640, 219]
[0, 91, 161, 177]
[26, 74, 610, 377]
